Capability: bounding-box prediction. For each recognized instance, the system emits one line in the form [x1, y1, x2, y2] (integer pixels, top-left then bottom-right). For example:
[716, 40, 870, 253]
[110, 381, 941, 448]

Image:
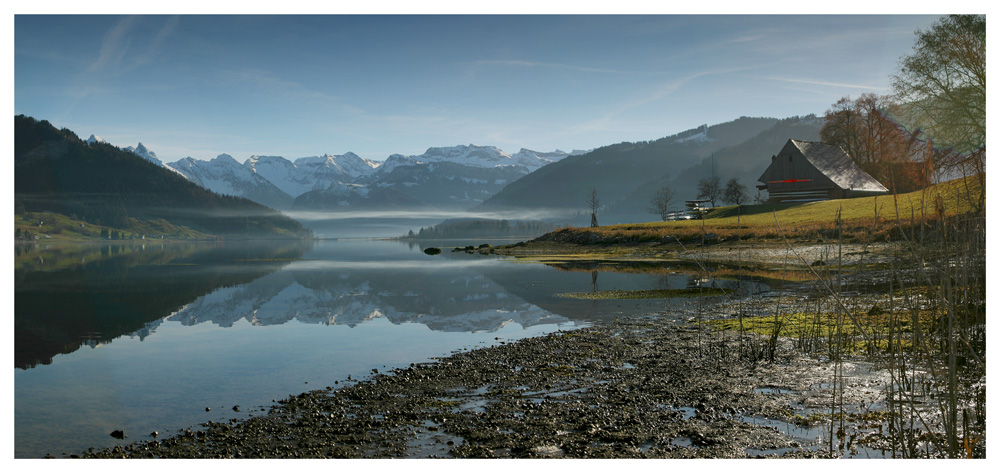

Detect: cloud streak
[769, 76, 886, 91]
[132, 16, 179, 67]
[578, 65, 757, 133]
[470, 59, 656, 76]
[90, 16, 138, 73]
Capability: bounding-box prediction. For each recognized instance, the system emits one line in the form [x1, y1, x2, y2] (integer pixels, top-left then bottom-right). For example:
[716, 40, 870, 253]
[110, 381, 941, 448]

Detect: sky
[13, 10, 948, 164]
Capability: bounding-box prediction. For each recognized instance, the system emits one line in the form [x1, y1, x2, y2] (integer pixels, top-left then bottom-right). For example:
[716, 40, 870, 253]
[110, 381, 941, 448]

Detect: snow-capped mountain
[245, 153, 380, 197]
[54, 139, 573, 211]
[417, 145, 520, 169]
[384, 145, 571, 173]
[160, 144, 573, 211]
[124, 142, 164, 166]
[509, 148, 576, 169]
[168, 154, 295, 209]
[83, 134, 169, 169]
[374, 154, 422, 176]
[73, 127, 580, 213]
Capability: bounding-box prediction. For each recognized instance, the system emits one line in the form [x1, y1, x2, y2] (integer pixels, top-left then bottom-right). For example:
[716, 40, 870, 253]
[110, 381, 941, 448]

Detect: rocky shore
[78, 308, 891, 459]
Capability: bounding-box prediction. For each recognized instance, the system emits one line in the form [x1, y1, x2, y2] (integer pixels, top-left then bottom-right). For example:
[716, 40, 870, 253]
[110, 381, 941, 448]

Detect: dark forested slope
[14, 115, 311, 238]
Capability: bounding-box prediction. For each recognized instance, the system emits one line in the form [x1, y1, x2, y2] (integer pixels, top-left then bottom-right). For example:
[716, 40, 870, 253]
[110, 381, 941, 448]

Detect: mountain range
[143, 144, 584, 211]
[23, 112, 828, 234]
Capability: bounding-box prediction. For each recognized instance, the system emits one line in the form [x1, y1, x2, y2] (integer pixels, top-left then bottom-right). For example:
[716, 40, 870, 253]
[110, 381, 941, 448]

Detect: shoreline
[76, 304, 894, 458]
[72, 237, 981, 459]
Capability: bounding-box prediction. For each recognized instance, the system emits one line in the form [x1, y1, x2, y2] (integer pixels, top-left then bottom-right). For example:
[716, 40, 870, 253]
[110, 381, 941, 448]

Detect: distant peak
[86, 134, 106, 145]
[212, 153, 238, 164]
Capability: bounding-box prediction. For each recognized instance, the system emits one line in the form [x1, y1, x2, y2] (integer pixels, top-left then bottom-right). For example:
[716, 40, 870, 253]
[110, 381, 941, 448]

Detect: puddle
[754, 386, 798, 395]
[671, 437, 694, 448]
[405, 420, 464, 458]
[659, 405, 697, 420]
[739, 413, 891, 458]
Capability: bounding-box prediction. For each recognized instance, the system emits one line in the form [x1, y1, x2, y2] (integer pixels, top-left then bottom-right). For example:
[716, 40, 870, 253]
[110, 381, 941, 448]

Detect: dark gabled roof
[790, 140, 889, 193]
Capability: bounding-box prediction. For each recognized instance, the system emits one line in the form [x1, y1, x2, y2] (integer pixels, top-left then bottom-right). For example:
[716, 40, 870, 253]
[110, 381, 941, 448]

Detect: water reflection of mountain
[14, 241, 312, 369]
[168, 261, 568, 332]
[15, 240, 779, 371]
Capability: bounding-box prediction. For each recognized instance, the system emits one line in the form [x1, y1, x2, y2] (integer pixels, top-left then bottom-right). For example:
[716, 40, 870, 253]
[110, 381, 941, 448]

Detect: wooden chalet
[757, 140, 888, 203]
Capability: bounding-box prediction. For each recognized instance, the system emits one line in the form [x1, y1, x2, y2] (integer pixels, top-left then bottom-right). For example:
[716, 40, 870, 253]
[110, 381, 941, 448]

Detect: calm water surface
[14, 237, 763, 458]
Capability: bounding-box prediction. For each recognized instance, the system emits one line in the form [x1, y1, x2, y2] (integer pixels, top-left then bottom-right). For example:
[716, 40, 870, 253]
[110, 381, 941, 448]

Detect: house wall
[759, 142, 839, 203]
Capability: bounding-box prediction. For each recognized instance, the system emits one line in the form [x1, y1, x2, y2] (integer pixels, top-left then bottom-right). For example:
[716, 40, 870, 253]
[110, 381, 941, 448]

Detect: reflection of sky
[15, 316, 580, 458]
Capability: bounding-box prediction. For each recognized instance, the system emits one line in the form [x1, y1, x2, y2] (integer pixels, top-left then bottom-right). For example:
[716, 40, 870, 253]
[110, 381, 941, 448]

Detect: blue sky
[15, 13, 944, 163]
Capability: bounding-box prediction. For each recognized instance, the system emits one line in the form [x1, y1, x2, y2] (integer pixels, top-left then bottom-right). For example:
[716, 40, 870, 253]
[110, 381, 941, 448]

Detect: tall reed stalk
[762, 176, 984, 457]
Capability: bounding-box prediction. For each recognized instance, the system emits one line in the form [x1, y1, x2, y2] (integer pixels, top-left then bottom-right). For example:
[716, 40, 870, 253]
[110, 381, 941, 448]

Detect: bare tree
[820, 94, 927, 192]
[723, 178, 748, 206]
[587, 188, 600, 227]
[648, 186, 675, 221]
[696, 177, 721, 207]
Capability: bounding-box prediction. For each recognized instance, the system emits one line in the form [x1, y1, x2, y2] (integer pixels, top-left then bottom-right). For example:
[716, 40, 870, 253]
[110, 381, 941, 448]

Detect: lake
[14, 235, 768, 458]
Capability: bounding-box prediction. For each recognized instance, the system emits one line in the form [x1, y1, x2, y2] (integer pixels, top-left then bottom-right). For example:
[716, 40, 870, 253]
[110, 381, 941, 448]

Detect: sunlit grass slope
[575, 175, 983, 242]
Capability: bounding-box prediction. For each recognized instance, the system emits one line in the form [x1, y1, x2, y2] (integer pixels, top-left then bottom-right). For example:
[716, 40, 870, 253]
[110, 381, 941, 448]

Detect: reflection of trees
[14, 241, 311, 370]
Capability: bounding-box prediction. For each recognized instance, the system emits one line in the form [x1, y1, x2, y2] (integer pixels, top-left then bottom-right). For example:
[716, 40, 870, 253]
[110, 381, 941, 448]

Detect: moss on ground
[558, 288, 729, 300]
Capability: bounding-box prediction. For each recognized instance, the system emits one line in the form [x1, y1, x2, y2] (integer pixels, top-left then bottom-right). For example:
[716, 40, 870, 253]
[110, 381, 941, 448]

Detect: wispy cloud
[769, 76, 886, 91]
[470, 59, 649, 76]
[90, 16, 139, 72]
[578, 65, 755, 133]
[218, 68, 355, 106]
[133, 16, 179, 67]
[90, 16, 178, 73]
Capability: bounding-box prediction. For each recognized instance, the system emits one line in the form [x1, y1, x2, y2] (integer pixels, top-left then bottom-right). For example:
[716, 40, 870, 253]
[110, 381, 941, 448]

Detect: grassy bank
[550, 175, 982, 244]
[15, 211, 212, 241]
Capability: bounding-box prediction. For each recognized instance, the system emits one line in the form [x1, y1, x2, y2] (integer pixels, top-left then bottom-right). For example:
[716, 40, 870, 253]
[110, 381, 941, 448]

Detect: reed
[697, 174, 984, 457]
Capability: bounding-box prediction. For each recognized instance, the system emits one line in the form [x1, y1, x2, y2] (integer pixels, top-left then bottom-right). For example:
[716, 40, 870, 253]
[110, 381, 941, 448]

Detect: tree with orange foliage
[821, 94, 930, 193]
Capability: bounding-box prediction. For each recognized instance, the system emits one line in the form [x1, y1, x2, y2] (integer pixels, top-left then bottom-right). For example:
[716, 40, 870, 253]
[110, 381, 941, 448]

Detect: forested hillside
[607, 115, 823, 220]
[14, 115, 311, 238]
[475, 117, 780, 221]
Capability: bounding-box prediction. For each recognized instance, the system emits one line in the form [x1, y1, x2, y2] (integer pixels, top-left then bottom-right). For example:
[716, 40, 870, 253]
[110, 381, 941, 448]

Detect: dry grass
[563, 175, 982, 243]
